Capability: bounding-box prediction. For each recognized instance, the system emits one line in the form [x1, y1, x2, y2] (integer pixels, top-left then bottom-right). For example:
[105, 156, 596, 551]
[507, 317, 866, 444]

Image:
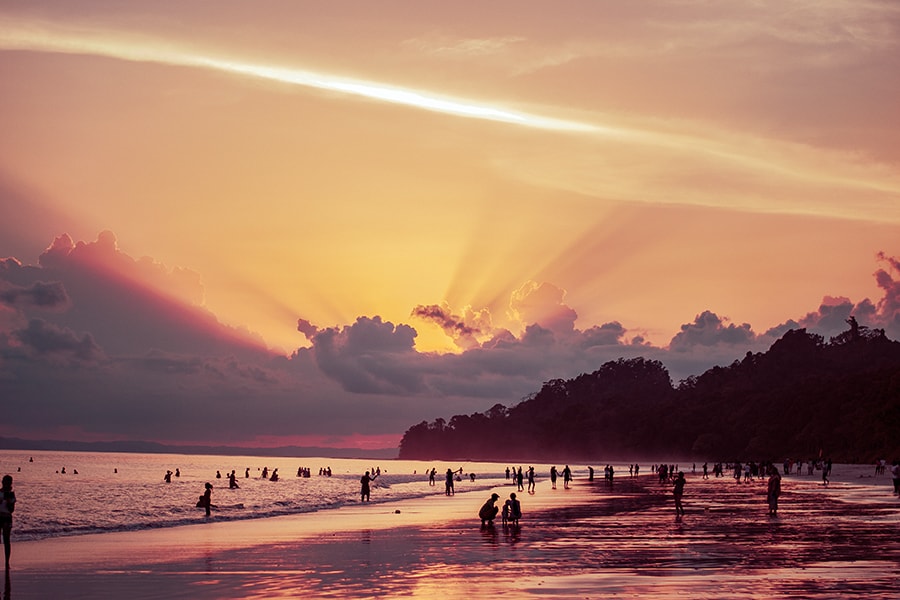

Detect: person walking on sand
[516, 467, 524, 492]
[672, 471, 686, 516]
[478, 493, 500, 526]
[767, 467, 782, 516]
[550, 466, 558, 489]
[527, 466, 536, 494]
[1, 475, 16, 570]
[563, 465, 572, 489]
[360, 470, 377, 502]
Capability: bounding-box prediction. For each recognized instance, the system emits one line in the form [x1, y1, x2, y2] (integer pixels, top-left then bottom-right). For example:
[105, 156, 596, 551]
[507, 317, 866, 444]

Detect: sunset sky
[2, 1, 899, 450]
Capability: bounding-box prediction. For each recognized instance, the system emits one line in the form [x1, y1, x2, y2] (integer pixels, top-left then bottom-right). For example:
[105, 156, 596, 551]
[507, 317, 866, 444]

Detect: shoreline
[6, 465, 900, 599]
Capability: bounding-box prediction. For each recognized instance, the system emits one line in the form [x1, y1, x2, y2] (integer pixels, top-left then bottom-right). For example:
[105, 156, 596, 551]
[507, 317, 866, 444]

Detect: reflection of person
[672, 472, 686, 516]
[767, 468, 782, 516]
[478, 493, 500, 526]
[360, 471, 377, 502]
[1, 475, 16, 571]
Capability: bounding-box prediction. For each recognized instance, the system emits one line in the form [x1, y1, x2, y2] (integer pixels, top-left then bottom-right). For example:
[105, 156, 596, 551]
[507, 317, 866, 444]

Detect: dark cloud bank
[2, 232, 899, 449]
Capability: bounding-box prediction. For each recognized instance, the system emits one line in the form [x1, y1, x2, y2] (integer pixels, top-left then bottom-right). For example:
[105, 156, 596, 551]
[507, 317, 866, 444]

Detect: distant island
[399, 320, 900, 463]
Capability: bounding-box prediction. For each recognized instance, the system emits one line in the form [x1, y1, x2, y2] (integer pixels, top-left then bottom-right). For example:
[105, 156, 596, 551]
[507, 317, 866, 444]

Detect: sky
[1, 1, 899, 450]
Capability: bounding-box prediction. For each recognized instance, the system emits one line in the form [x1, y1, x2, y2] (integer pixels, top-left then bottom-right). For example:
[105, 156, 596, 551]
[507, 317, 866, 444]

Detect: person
[527, 467, 536, 494]
[588, 466, 594, 482]
[507, 492, 522, 525]
[672, 471, 686, 516]
[270, 468, 279, 482]
[550, 466, 558, 489]
[563, 465, 572, 489]
[164, 470, 172, 483]
[445, 468, 455, 496]
[429, 468, 436, 486]
[175, 468, 180, 478]
[891, 461, 900, 496]
[478, 493, 500, 526]
[1, 475, 16, 571]
[767, 467, 782, 516]
[229, 470, 240, 489]
[197, 482, 213, 517]
[516, 467, 524, 492]
[360, 470, 377, 502]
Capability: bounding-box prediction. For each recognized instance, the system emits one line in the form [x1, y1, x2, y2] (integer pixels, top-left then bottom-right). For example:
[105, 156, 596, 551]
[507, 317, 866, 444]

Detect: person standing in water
[360, 470, 377, 502]
[767, 467, 782, 516]
[1, 475, 16, 571]
[197, 482, 213, 517]
[672, 471, 686, 516]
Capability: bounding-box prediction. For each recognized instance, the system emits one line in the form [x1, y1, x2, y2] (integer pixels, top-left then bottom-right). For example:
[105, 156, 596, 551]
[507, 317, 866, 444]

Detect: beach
[5, 463, 899, 599]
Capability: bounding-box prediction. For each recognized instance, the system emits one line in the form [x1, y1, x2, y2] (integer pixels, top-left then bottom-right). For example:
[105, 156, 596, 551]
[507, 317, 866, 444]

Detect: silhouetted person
[527, 467, 535, 493]
[672, 471, 686, 516]
[197, 482, 213, 517]
[563, 465, 572, 489]
[507, 492, 522, 525]
[360, 470, 377, 502]
[516, 467, 524, 491]
[164, 470, 172, 483]
[245, 468, 250, 478]
[588, 466, 594, 482]
[550, 466, 558, 489]
[229, 470, 240, 489]
[429, 468, 436, 486]
[767, 468, 782, 516]
[262, 467, 268, 479]
[1, 475, 16, 571]
[270, 469, 279, 482]
[216, 470, 222, 479]
[175, 468, 180, 477]
[479, 493, 500, 526]
[445, 468, 455, 496]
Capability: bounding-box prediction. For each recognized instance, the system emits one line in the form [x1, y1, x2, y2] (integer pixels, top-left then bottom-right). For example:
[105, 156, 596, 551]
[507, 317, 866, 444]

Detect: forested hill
[398, 323, 900, 463]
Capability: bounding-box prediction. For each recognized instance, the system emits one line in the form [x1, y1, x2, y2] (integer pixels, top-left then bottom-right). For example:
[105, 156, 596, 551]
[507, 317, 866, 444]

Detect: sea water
[0, 449, 538, 541]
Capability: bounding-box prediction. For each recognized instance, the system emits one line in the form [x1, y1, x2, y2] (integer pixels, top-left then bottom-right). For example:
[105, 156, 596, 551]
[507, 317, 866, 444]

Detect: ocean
[0, 449, 563, 541]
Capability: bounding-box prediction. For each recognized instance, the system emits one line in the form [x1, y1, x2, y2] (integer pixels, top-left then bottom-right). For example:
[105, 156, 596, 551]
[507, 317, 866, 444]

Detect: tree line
[398, 321, 900, 463]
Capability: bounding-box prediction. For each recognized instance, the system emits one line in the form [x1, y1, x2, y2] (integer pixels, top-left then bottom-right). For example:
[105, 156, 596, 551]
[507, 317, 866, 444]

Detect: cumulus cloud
[669, 310, 756, 352]
[508, 281, 578, 337]
[11, 318, 103, 363]
[306, 316, 423, 394]
[0, 280, 69, 310]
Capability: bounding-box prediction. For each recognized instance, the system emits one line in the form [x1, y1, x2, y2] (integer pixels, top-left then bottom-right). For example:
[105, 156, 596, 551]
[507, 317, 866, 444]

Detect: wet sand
[6, 466, 900, 599]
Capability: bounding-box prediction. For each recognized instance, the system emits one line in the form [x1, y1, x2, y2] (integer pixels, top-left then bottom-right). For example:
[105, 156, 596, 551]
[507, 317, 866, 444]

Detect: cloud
[0, 280, 69, 311]
[10, 318, 103, 363]
[307, 316, 423, 394]
[411, 302, 483, 350]
[508, 281, 578, 337]
[669, 310, 756, 352]
[2, 232, 899, 448]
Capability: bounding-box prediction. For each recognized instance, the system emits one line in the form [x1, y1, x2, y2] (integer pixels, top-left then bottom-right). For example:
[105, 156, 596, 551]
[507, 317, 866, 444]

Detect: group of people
[478, 492, 522, 527]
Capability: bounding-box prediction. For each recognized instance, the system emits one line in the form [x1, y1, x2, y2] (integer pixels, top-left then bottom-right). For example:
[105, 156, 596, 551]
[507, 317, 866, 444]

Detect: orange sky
[1, 2, 899, 448]
[2, 1, 899, 354]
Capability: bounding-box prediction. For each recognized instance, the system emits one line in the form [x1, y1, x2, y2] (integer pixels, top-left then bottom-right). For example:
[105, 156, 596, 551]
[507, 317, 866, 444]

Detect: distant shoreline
[0, 437, 399, 460]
